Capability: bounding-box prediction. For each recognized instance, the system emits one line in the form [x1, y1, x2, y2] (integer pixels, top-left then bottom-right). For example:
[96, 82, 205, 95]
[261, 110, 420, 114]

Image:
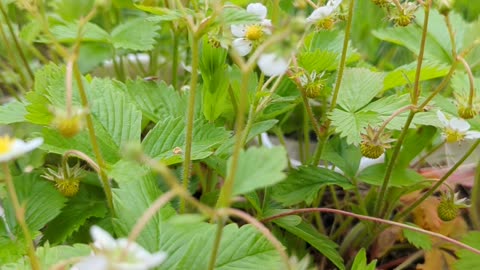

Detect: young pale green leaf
[358, 164, 425, 187]
[134, 4, 184, 21]
[49, 22, 110, 43]
[125, 80, 187, 122]
[455, 232, 480, 270]
[306, 30, 360, 64]
[1, 243, 91, 270]
[0, 100, 27, 124]
[111, 17, 160, 51]
[113, 175, 176, 252]
[336, 68, 384, 112]
[272, 166, 354, 206]
[42, 187, 107, 244]
[275, 219, 345, 270]
[402, 224, 432, 251]
[3, 173, 66, 234]
[351, 248, 377, 270]
[329, 109, 380, 145]
[52, 0, 95, 21]
[383, 60, 449, 91]
[230, 146, 287, 196]
[218, 7, 262, 26]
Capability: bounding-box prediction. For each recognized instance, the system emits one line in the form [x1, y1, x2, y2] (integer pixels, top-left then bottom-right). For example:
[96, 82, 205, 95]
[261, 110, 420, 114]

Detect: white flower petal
[261, 19, 272, 35]
[0, 137, 43, 163]
[258, 53, 289, 77]
[465, 130, 480, 139]
[246, 3, 267, 19]
[90, 226, 117, 251]
[450, 118, 470, 132]
[327, 0, 343, 8]
[231, 24, 246, 38]
[72, 256, 109, 270]
[144, 251, 168, 268]
[436, 111, 449, 126]
[232, 38, 253, 56]
[306, 6, 334, 23]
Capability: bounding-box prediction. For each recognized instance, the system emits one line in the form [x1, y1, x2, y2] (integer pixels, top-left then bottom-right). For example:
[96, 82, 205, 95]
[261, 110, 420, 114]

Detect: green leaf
[1, 243, 91, 270]
[78, 43, 113, 73]
[52, 0, 95, 21]
[307, 30, 360, 65]
[113, 175, 176, 252]
[383, 60, 449, 91]
[111, 17, 160, 51]
[272, 166, 354, 206]
[88, 78, 142, 147]
[322, 137, 362, 177]
[298, 50, 338, 72]
[134, 5, 184, 21]
[0, 100, 27, 124]
[3, 173, 66, 234]
[162, 223, 282, 270]
[230, 146, 287, 196]
[275, 219, 345, 270]
[50, 22, 110, 43]
[351, 248, 377, 270]
[455, 231, 480, 270]
[42, 187, 107, 244]
[329, 109, 380, 145]
[358, 164, 425, 187]
[217, 7, 261, 26]
[142, 117, 231, 165]
[125, 79, 186, 122]
[336, 68, 384, 112]
[402, 224, 432, 251]
[397, 126, 436, 168]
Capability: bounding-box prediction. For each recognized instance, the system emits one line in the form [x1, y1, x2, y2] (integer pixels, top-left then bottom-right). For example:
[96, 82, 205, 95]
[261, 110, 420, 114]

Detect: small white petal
[72, 256, 108, 270]
[436, 111, 449, 126]
[231, 24, 246, 38]
[143, 251, 168, 268]
[465, 130, 480, 139]
[450, 118, 470, 132]
[261, 19, 272, 35]
[90, 226, 117, 251]
[306, 6, 334, 23]
[327, 0, 343, 8]
[232, 38, 253, 56]
[258, 53, 289, 77]
[246, 3, 267, 19]
[0, 137, 43, 163]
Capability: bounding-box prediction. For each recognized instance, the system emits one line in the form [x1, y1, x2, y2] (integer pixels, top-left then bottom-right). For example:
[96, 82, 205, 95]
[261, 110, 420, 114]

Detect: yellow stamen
[445, 128, 465, 143]
[0, 136, 13, 154]
[245, 25, 264, 41]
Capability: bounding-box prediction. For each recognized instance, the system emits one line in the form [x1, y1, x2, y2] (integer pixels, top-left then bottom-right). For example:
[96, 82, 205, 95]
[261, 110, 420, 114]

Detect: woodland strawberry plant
[1, 0, 480, 269]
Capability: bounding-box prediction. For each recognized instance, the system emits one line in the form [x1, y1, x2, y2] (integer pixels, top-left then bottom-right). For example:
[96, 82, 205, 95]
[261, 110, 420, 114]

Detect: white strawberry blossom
[72, 226, 167, 270]
[437, 111, 480, 143]
[231, 3, 272, 56]
[257, 53, 289, 77]
[0, 136, 43, 163]
[306, 0, 343, 24]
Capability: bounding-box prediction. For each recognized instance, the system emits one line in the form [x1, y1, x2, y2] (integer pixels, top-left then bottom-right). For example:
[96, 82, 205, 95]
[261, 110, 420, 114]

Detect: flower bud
[435, 0, 454, 15]
[51, 108, 86, 138]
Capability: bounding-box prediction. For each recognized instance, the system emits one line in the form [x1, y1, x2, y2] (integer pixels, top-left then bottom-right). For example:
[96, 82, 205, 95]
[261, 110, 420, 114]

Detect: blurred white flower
[0, 136, 43, 163]
[72, 226, 167, 270]
[306, 0, 342, 24]
[257, 53, 289, 77]
[231, 3, 272, 56]
[437, 111, 480, 143]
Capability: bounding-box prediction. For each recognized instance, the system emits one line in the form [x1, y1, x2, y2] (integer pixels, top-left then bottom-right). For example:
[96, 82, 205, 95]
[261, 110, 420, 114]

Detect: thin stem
[180, 34, 200, 213]
[223, 208, 291, 270]
[445, 14, 457, 58]
[396, 139, 480, 220]
[471, 159, 480, 229]
[457, 55, 475, 107]
[207, 218, 225, 270]
[0, 20, 28, 89]
[216, 71, 250, 208]
[2, 163, 40, 270]
[392, 250, 425, 270]
[63, 150, 100, 173]
[65, 58, 74, 116]
[128, 190, 177, 243]
[0, 2, 34, 80]
[391, 0, 404, 12]
[171, 30, 180, 90]
[373, 105, 414, 141]
[419, 60, 458, 108]
[262, 208, 480, 255]
[374, 111, 416, 217]
[412, 2, 430, 104]
[73, 64, 115, 215]
[411, 140, 446, 168]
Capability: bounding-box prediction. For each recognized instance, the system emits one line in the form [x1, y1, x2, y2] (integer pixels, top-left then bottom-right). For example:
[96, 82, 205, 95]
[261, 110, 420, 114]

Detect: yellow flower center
[245, 25, 264, 41]
[0, 136, 13, 154]
[445, 128, 465, 143]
